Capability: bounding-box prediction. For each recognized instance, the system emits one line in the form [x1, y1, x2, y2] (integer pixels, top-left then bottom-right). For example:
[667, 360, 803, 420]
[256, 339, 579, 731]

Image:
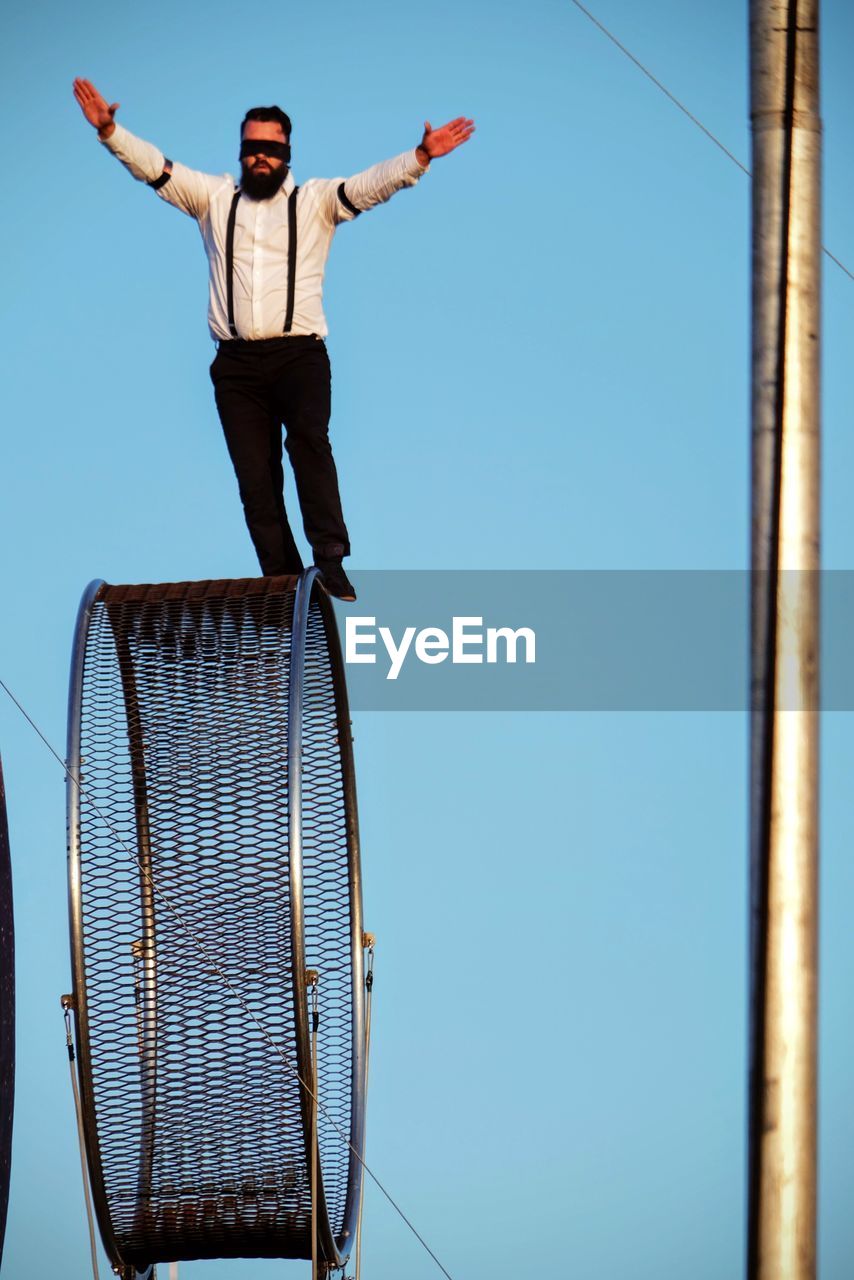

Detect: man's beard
[240, 161, 288, 200]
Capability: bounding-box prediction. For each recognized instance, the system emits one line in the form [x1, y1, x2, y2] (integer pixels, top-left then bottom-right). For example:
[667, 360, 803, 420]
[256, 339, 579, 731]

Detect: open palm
[72, 78, 119, 134]
[420, 117, 475, 160]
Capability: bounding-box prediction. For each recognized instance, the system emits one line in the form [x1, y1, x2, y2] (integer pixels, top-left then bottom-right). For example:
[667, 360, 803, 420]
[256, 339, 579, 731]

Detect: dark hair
[241, 106, 292, 140]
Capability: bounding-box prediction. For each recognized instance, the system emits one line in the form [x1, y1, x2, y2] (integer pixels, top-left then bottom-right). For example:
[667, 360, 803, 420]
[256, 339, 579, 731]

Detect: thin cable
[1, 677, 457, 1280]
[568, 0, 750, 173]
[0, 679, 69, 772]
[822, 246, 854, 285]
[568, 0, 852, 282]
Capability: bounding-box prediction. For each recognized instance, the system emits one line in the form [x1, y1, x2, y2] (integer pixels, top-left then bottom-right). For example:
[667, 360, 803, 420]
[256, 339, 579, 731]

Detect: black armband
[337, 182, 361, 217]
[149, 159, 173, 191]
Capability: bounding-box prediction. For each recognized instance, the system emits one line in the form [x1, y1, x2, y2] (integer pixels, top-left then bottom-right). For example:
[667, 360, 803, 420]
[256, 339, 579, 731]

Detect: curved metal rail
[0, 753, 14, 1269]
[66, 571, 366, 1277]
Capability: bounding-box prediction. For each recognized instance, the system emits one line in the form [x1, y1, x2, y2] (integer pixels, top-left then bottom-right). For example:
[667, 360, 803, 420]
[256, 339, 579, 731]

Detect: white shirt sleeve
[99, 122, 227, 221]
[310, 149, 429, 226]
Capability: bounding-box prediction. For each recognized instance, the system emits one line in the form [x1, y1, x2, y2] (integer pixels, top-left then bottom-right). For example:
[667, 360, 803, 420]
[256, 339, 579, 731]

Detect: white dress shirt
[101, 123, 429, 341]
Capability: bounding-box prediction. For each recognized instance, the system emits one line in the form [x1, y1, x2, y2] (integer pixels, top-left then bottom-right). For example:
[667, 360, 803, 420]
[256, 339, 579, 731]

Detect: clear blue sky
[1, 1, 853, 1276]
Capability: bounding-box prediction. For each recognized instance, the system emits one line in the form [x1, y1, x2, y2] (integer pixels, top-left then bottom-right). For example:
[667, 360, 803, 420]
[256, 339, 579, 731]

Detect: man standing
[73, 78, 474, 600]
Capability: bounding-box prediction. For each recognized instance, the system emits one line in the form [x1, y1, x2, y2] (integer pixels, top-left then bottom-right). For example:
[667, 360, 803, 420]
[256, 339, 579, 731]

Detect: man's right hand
[73, 78, 120, 139]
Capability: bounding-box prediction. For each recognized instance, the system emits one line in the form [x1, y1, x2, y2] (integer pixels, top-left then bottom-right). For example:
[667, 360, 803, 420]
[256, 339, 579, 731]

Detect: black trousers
[210, 336, 350, 576]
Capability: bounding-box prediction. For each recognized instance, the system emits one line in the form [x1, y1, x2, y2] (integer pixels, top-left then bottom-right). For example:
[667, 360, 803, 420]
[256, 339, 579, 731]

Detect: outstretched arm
[72, 77, 222, 220]
[328, 114, 476, 224]
[73, 75, 166, 184]
[414, 117, 476, 168]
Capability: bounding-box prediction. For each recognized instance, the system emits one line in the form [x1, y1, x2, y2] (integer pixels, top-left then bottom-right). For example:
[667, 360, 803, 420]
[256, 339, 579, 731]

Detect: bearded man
[73, 78, 474, 600]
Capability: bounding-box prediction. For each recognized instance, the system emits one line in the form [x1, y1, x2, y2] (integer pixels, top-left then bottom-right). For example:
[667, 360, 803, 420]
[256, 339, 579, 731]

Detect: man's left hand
[416, 117, 475, 167]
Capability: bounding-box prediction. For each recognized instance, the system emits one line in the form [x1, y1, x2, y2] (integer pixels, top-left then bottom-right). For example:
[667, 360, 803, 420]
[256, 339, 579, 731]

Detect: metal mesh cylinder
[66, 572, 365, 1275]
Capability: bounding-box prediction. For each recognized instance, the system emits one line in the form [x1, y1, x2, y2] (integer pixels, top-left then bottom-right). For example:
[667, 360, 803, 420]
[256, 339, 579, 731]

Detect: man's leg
[210, 345, 304, 576]
[268, 339, 351, 563]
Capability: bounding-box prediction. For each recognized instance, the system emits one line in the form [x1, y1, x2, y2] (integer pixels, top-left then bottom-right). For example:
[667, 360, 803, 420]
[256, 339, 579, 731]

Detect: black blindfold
[240, 138, 291, 163]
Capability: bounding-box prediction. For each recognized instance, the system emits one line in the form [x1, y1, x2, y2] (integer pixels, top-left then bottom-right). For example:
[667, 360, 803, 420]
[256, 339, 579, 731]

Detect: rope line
[569, 0, 750, 174]
[568, 0, 854, 283]
[822, 246, 854, 285]
[0, 679, 70, 773]
[1, 675, 457, 1280]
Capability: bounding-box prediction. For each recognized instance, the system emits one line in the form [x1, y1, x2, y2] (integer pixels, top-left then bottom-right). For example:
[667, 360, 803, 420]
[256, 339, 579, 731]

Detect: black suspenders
[284, 186, 298, 334]
[225, 189, 241, 338]
[225, 185, 300, 339]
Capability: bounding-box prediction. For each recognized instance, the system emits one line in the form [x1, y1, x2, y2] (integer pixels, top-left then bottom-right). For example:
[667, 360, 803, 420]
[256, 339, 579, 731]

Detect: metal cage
[66, 571, 366, 1277]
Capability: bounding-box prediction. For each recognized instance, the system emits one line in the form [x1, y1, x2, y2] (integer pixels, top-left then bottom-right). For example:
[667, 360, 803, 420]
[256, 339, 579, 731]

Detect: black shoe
[316, 559, 357, 602]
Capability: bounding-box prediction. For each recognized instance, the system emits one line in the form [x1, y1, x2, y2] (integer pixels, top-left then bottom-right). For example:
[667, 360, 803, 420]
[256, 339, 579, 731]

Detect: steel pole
[748, 3, 821, 1279]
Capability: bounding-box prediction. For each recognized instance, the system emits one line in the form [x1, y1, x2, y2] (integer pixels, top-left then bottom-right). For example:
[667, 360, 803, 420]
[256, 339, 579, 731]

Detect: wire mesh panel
[67, 573, 365, 1277]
